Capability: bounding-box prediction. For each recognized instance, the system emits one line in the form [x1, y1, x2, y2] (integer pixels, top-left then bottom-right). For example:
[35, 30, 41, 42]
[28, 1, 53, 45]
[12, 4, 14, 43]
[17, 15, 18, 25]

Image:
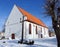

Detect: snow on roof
[17, 6, 47, 28]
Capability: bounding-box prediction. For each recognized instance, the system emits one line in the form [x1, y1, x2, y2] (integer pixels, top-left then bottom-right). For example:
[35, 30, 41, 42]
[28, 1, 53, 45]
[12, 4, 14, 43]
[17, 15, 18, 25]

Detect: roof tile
[17, 7, 47, 28]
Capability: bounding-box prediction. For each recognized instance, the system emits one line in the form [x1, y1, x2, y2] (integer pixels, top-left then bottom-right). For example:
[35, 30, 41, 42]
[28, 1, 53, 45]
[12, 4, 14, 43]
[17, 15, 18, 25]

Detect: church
[4, 5, 49, 40]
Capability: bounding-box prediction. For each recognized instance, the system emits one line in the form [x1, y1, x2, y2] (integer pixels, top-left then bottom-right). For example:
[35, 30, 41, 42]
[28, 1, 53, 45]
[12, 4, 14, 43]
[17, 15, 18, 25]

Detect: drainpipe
[21, 15, 24, 43]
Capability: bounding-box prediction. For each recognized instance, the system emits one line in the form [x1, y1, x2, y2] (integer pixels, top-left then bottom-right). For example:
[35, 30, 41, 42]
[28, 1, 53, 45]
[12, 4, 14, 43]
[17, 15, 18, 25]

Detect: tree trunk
[52, 17, 60, 47]
[54, 27, 60, 47]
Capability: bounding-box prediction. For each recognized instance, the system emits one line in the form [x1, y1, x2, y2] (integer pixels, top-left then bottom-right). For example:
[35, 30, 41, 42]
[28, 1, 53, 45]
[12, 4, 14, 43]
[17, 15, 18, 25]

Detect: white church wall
[44, 28, 49, 37]
[41, 26, 49, 38]
[5, 5, 23, 26]
[5, 23, 22, 39]
[41, 26, 44, 38]
[5, 5, 24, 39]
[24, 21, 38, 40]
[37, 25, 42, 38]
[32, 23, 38, 39]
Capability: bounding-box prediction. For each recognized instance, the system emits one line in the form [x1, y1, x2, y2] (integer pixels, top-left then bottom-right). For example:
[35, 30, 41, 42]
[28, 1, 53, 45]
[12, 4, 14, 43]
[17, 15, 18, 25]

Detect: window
[41, 34, 43, 38]
[11, 33, 15, 39]
[36, 26, 37, 34]
[29, 24, 31, 34]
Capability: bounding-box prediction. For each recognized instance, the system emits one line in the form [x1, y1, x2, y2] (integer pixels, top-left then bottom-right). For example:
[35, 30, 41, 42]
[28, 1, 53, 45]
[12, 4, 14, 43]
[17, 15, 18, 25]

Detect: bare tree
[44, 0, 60, 47]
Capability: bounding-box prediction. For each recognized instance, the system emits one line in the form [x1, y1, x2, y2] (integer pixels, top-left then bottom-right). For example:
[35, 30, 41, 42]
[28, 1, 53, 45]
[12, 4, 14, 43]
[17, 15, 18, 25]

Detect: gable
[5, 5, 23, 26]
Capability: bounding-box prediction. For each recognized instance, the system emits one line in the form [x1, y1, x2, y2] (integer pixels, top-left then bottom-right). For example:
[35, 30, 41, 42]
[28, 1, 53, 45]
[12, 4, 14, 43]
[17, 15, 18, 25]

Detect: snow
[0, 36, 57, 47]
[34, 36, 57, 47]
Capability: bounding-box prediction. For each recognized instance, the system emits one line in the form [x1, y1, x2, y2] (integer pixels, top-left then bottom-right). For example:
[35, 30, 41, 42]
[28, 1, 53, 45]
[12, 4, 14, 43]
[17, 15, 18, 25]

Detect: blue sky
[0, 0, 52, 31]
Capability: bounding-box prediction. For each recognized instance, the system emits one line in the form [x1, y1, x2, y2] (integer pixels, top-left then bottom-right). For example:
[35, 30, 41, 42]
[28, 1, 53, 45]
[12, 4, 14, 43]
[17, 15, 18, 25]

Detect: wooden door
[41, 34, 43, 38]
[11, 33, 15, 39]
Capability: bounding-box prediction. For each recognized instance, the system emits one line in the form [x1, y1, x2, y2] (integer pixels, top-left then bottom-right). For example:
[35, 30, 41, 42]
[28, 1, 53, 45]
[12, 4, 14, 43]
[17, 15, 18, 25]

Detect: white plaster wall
[5, 5, 23, 25]
[24, 21, 33, 39]
[24, 21, 38, 40]
[37, 25, 42, 38]
[23, 21, 27, 39]
[41, 27, 49, 38]
[5, 23, 22, 39]
[5, 5, 23, 39]
[32, 24, 38, 39]
[24, 21, 49, 39]
[44, 28, 49, 37]
[41, 27, 44, 38]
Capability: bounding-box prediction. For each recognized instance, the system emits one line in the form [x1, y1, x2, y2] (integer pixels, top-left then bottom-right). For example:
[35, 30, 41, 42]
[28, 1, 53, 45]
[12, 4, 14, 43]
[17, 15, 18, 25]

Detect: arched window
[29, 24, 31, 34]
[36, 26, 37, 34]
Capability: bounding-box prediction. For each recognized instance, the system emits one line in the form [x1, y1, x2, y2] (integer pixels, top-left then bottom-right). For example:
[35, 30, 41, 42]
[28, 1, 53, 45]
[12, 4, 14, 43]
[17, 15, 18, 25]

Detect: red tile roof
[17, 7, 47, 28]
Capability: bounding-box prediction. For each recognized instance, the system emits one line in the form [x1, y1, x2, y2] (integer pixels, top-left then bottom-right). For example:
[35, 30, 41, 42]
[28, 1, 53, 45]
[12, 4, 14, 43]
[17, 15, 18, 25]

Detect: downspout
[21, 15, 24, 43]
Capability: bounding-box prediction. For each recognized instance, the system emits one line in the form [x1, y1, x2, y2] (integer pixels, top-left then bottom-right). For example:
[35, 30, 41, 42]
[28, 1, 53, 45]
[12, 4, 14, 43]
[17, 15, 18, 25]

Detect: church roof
[17, 7, 47, 28]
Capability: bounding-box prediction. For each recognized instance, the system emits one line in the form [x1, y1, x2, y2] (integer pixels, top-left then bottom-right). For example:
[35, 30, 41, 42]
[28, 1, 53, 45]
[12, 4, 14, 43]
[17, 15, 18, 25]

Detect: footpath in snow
[0, 36, 57, 47]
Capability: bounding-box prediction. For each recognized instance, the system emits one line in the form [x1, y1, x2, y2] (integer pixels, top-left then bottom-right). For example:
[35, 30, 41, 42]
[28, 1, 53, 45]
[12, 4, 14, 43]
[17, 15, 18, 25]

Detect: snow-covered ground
[34, 36, 57, 47]
[0, 36, 57, 47]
